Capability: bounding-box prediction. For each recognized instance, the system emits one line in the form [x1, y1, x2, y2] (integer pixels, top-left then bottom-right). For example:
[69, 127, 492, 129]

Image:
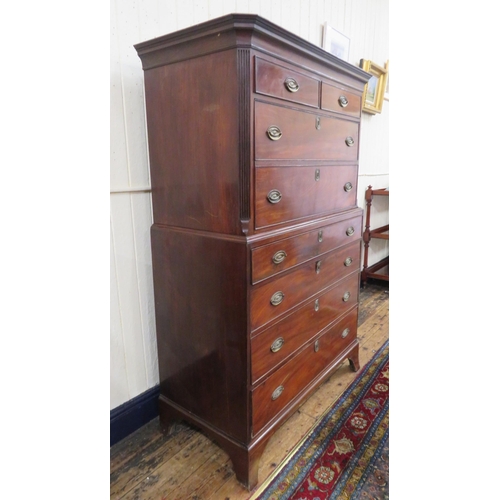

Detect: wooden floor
[110, 281, 389, 500]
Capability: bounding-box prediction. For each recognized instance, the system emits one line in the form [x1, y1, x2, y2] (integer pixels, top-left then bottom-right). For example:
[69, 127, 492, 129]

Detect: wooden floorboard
[110, 282, 389, 499]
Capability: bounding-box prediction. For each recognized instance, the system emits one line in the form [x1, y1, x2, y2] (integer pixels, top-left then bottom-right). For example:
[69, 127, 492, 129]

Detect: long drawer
[255, 101, 359, 161]
[250, 240, 361, 331]
[255, 165, 357, 229]
[252, 307, 358, 435]
[251, 273, 359, 384]
[251, 214, 361, 284]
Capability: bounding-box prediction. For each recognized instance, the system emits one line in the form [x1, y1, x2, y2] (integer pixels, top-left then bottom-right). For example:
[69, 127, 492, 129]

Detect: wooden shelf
[361, 186, 389, 286]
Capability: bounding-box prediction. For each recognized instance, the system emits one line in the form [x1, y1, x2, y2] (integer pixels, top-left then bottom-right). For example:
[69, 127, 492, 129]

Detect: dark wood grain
[251, 273, 360, 383]
[251, 214, 362, 283]
[136, 14, 370, 490]
[144, 50, 242, 234]
[151, 226, 249, 442]
[250, 241, 361, 332]
[251, 309, 359, 435]
[255, 101, 360, 161]
[321, 81, 361, 117]
[255, 165, 358, 229]
[255, 57, 320, 108]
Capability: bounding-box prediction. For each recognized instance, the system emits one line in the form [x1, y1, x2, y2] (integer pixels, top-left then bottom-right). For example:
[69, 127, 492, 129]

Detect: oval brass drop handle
[267, 126, 282, 141]
[341, 328, 350, 338]
[314, 299, 320, 312]
[344, 257, 353, 267]
[314, 340, 320, 352]
[345, 136, 355, 147]
[267, 189, 282, 204]
[344, 182, 353, 192]
[343, 291, 351, 302]
[272, 385, 284, 400]
[284, 77, 299, 93]
[270, 337, 285, 353]
[338, 95, 349, 107]
[272, 250, 287, 265]
[270, 291, 285, 306]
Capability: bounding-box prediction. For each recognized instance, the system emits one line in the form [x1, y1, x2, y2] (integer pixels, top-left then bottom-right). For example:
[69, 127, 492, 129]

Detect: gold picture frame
[360, 59, 389, 114]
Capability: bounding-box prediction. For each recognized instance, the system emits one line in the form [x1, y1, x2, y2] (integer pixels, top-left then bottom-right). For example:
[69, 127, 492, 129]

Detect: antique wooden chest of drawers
[135, 14, 370, 490]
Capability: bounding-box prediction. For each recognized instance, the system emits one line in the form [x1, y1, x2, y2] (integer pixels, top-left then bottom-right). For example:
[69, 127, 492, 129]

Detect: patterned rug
[249, 341, 389, 500]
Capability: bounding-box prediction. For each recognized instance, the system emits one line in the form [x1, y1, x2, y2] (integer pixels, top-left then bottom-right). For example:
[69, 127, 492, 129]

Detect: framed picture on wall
[322, 23, 350, 62]
[360, 59, 389, 114]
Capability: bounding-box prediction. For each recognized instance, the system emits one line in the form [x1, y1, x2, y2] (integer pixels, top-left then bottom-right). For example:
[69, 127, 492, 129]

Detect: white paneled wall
[110, 0, 389, 410]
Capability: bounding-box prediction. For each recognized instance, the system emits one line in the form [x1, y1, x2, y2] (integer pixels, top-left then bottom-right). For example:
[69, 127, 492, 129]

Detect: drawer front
[255, 57, 319, 108]
[252, 215, 361, 284]
[321, 82, 361, 118]
[250, 240, 361, 331]
[255, 165, 358, 229]
[252, 308, 358, 435]
[255, 101, 359, 161]
[251, 273, 359, 384]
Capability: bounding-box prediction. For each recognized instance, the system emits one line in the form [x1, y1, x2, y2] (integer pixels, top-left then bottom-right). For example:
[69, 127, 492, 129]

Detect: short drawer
[250, 240, 361, 332]
[255, 165, 358, 229]
[255, 57, 319, 108]
[255, 101, 359, 161]
[252, 307, 358, 435]
[321, 82, 361, 118]
[251, 272, 359, 384]
[252, 214, 361, 283]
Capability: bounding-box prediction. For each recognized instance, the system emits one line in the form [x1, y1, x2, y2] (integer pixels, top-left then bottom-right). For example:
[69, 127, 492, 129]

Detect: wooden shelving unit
[361, 186, 389, 286]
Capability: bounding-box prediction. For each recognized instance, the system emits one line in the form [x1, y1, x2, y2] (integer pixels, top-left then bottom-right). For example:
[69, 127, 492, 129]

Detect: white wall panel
[110, 228, 129, 409]
[110, 0, 390, 410]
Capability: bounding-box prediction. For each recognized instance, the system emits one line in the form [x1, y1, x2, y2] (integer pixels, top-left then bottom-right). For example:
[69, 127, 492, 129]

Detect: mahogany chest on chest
[135, 14, 370, 490]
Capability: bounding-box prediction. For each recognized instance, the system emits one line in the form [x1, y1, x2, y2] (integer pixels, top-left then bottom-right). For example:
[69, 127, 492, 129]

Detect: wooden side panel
[150, 226, 249, 442]
[144, 50, 242, 234]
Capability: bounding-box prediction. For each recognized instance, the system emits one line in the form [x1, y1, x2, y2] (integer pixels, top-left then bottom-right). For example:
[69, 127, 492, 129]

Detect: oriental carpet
[249, 341, 389, 500]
